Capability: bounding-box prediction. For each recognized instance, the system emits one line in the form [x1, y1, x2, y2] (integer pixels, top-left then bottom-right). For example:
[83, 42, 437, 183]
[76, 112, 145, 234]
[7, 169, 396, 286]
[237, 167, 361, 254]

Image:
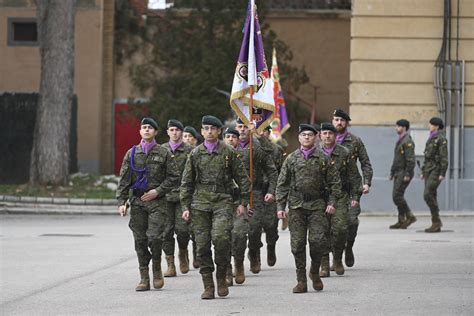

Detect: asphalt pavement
[0, 214, 473, 315]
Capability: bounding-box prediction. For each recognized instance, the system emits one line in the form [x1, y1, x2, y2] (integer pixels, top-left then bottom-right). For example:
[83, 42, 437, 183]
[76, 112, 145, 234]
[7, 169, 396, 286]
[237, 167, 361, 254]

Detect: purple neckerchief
[336, 130, 348, 144]
[168, 140, 183, 153]
[322, 143, 336, 157]
[300, 146, 316, 160]
[204, 140, 219, 154]
[140, 139, 157, 155]
[428, 131, 439, 141]
[239, 139, 249, 149]
[397, 132, 408, 145]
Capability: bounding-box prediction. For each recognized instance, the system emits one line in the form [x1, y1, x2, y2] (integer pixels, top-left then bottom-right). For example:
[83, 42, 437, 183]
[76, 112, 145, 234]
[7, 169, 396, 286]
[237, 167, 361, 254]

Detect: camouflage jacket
[180, 140, 251, 211]
[116, 143, 180, 206]
[327, 144, 362, 201]
[236, 139, 278, 195]
[422, 133, 448, 177]
[276, 147, 343, 211]
[162, 142, 194, 202]
[390, 134, 415, 178]
[257, 136, 286, 172]
[339, 132, 373, 187]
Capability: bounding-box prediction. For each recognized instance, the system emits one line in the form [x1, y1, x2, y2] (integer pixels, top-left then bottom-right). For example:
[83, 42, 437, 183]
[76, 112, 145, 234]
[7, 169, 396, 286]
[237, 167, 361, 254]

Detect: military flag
[230, 0, 274, 133]
[270, 47, 290, 141]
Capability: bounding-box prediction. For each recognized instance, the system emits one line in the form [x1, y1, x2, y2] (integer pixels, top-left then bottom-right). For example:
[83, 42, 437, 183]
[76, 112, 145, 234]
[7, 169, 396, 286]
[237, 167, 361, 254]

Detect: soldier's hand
[182, 210, 190, 221]
[351, 200, 359, 208]
[236, 205, 245, 216]
[264, 193, 275, 202]
[420, 175, 425, 180]
[362, 184, 370, 194]
[325, 205, 336, 214]
[389, 176, 393, 181]
[118, 205, 127, 217]
[141, 189, 158, 202]
[403, 176, 411, 182]
[277, 210, 286, 219]
[438, 175, 445, 182]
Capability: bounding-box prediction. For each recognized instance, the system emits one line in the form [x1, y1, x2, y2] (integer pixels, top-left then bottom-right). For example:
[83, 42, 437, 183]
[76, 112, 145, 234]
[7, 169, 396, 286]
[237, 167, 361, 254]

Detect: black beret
[298, 123, 317, 134]
[184, 126, 199, 139]
[202, 115, 223, 128]
[167, 119, 184, 131]
[396, 119, 410, 129]
[236, 117, 245, 125]
[263, 125, 272, 131]
[224, 127, 240, 137]
[333, 108, 351, 121]
[141, 117, 158, 130]
[320, 122, 336, 132]
[429, 117, 444, 130]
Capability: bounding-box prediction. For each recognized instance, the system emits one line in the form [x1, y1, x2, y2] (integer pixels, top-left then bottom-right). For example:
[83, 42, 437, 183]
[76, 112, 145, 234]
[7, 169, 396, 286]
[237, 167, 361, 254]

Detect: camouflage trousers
[423, 171, 442, 216]
[347, 201, 361, 244]
[232, 211, 249, 261]
[129, 197, 169, 268]
[289, 206, 329, 270]
[248, 191, 279, 251]
[191, 205, 234, 274]
[163, 200, 194, 256]
[325, 197, 348, 259]
[392, 172, 413, 219]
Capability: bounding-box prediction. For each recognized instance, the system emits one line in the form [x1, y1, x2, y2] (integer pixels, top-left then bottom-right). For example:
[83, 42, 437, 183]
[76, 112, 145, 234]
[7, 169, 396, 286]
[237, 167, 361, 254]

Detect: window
[7, 17, 38, 46]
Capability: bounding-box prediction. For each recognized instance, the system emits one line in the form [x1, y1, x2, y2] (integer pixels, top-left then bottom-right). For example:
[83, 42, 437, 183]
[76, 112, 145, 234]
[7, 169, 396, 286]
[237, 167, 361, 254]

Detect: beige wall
[350, 0, 474, 127]
[0, 1, 105, 173]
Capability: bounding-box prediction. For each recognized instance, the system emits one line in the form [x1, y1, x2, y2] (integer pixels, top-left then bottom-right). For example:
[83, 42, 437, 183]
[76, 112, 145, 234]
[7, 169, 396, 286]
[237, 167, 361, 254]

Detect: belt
[196, 183, 229, 194]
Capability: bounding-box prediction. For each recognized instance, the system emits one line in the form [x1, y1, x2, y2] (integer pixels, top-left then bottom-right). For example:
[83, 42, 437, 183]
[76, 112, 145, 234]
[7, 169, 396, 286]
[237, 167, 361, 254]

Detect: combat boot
[319, 254, 330, 278]
[400, 214, 417, 229]
[192, 244, 200, 269]
[164, 255, 177, 277]
[425, 215, 443, 233]
[201, 273, 215, 299]
[267, 244, 276, 267]
[226, 264, 233, 286]
[248, 249, 261, 274]
[345, 241, 355, 267]
[333, 250, 345, 276]
[216, 266, 229, 297]
[309, 262, 324, 291]
[152, 260, 164, 289]
[292, 269, 307, 293]
[389, 215, 406, 229]
[136, 267, 150, 291]
[234, 258, 246, 284]
[178, 248, 190, 274]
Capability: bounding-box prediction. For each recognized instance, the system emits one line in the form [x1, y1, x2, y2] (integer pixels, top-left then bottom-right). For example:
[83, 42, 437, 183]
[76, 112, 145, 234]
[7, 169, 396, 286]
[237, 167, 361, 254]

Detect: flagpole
[249, 85, 254, 210]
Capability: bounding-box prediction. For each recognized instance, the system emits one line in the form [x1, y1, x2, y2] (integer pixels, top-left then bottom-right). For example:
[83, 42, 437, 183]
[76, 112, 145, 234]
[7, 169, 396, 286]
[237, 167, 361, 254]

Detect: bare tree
[30, 0, 76, 185]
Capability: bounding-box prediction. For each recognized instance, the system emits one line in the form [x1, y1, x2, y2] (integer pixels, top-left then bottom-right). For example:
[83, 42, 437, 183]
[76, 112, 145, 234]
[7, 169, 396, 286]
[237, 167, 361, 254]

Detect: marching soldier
[422, 117, 448, 233]
[117, 117, 179, 291]
[235, 119, 279, 274]
[332, 108, 373, 268]
[389, 119, 416, 229]
[319, 123, 361, 277]
[276, 124, 343, 293]
[183, 126, 202, 147]
[162, 119, 195, 276]
[181, 115, 251, 299]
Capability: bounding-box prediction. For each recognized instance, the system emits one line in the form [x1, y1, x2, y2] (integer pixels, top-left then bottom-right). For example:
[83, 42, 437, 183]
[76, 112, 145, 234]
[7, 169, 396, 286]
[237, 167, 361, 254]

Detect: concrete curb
[0, 195, 116, 206]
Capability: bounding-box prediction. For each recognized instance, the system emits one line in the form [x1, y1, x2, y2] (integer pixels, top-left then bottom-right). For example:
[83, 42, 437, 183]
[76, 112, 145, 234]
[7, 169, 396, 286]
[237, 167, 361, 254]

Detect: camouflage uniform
[390, 134, 416, 224]
[162, 142, 195, 263]
[422, 133, 448, 219]
[117, 144, 179, 270]
[338, 132, 373, 251]
[180, 140, 251, 276]
[276, 147, 343, 285]
[236, 138, 278, 271]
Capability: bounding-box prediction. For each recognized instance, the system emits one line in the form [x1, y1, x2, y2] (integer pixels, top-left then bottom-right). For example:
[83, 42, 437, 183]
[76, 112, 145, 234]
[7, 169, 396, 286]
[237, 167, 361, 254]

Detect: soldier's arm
[326, 159, 343, 206]
[180, 153, 195, 210]
[439, 138, 449, 177]
[116, 149, 132, 207]
[154, 150, 180, 197]
[260, 148, 278, 195]
[357, 140, 373, 187]
[404, 141, 416, 178]
[232, 152, 251, 206]
[347, 156, 362, 201]
[276, 157, 291, 211]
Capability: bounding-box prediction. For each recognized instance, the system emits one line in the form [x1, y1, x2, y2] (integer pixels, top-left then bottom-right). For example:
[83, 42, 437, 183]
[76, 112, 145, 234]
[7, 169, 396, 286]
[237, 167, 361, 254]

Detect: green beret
[333, 108, 351, 121]
[141, 117, 158, 130]
[184, 126, 199, 139]
[396, 119, 410, 129]
[202, 115, 223, 128]
[320, 122, 336, 132]
[429, 117, 444, 130]
[299, 123, 317, 134]
[167, 119, 184, 131]
[224, 127, 240, 137]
